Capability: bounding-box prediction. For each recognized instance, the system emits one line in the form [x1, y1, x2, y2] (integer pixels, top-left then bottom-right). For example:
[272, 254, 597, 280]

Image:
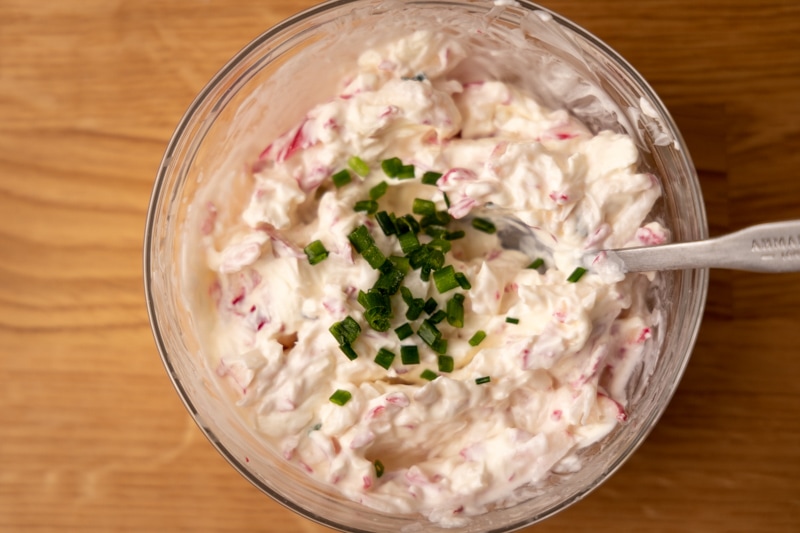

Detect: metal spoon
[474, 211, 800, 274]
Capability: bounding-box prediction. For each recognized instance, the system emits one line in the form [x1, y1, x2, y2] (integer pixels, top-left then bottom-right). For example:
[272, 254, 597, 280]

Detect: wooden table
[1, 1, 798, 531]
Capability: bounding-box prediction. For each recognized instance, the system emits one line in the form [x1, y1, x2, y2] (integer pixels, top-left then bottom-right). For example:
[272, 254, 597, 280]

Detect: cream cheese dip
[194, 30, 667, 527]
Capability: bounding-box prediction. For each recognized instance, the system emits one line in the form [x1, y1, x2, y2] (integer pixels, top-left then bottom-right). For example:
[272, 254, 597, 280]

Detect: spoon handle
[608, 220, 800, 273]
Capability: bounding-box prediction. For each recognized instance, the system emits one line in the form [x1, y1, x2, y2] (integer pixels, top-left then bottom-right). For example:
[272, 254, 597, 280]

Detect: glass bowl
[144, 0, 708, 531]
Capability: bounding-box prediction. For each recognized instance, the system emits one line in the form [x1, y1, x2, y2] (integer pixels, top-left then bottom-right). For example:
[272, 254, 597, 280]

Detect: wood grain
[1, 1, 799, 531]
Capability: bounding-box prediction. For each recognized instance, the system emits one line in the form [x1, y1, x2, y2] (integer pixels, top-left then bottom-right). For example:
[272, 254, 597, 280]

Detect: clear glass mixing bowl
[144, 1, 708, 531]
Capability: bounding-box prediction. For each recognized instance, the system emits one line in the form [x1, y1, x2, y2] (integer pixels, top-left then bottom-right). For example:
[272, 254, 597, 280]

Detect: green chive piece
[365, 307, 392, 332]
[425, 226, 447, 239]
[402, 214, 420, 234]
[423, 297, 438, 315]
[412, 198, 437, 216]
[329, 389, 352, 406]
[406, 298, 424, 321]
[381, 157, 403, 177]
[468, 330, 486, 347]
[358, 289, 390, 311]
[374, 348, 395, 370]
[331, 169, 352, 188]
[421, 171, 442, 185]
[443, 192, 451, 208]
[397, 164, 415, 179]
[446, 293, 465, 328]
[339, 343, 358, 360]
[419, 211, 451, 227]
[375, 211, 397, 235]
[400, 345, 420, 365]
[528, 258, 545, 270]
[433, 265, 460, 293]
[475, 376, 491, 385]
[398, 231, 420, 254]
[417, 319, 442, 347]
[437, 355, 454, 373]
[329, 316, 361, 345]
[374, 460, 385, 478]
[420, 266, 431, 282]
[506, 317, 520, 324]
[431, 338, 448, 355]
[567, 267, 587, 282]
[354, 199, 378, 214]
[348, 156, 370, 177]
[471, 217, 496, 234]
[303, 240, 329, 265]
[445, 230, 465, 240]
[454, 272, 471, 290]
[388, 255, 410, 274]
[420, 369, 438, 381]
[394, 323, 414, 340]
[400, 286, 414, 305]
[428, 238, 451, 254]
[348, 225, 373, 253]
[374, 267, 405, 295]
[370, 181, 388, 200]
[362, 244, 387, 270]
[429, 309, 447, 324]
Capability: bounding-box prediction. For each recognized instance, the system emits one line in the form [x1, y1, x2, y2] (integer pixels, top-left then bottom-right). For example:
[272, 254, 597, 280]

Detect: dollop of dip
[196, 30, 667, 527]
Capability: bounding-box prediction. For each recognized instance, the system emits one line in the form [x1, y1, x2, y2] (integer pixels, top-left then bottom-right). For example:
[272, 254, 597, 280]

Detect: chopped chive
[374, 460, 385, 478]
[437, 355, 454, 373]
[431, 338, 448, 355]
[374, 348, 395, 370]
[303, 240, 329, 265]
[454, 272, 471, 290]
[419, 266, 431, 282]
[400, 345, 420, 365]
[412, 198, 437, 216]
[354, 199, 379, 214]
[406, 298, 424, 320]
[428, 238, 451, 253]
[362, 244, 387, 269]
[443, 192, 451, 208]
[429, 309, 447, 324]
[398, 231, 420, 254]
[505, 317, 520, 324]
[421, 171, 442, 185]
[375, 211, 397, 235]
[373, 267, 405, 295]
[400, 286, 414, 305]
[358, 289, 390, 311]
[425, 226, 447, 239]
[445, 230, 465, 240]
[388, 255, 410, 274]
[339, 343, 358, 360]
[331, 169, 352, 188]
[394, 323, 414, 340]
[423, 297, 438, 315]
[446, 293, 465, 327]
[401, 214, 420, 234]
[365, 307, 392, 332]
[369, 181, 389, 200]
[471, 217, 497, 234]
[329, 316, 361, 345]
[348, 156, 370, 177]
[397, 164, 415, 179]
[475, 376, 491, 385]
[433, 265, 460, 293]
[468, 330, 486, 346]
[419, 211, 451, 227]
[420, 369, 438, 381]
[329, 389, 352, 406]
[348, 225, 373, 253]
[381, 157, 403, 177]
[417, 319, 442, 347]
[527, 258, 545, 270]
[567, 266, 587, 282]
[379, 259, 394, 274]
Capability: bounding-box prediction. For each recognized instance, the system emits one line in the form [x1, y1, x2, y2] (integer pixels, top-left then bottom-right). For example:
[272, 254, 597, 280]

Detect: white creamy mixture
[197, 31, 666, 526]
